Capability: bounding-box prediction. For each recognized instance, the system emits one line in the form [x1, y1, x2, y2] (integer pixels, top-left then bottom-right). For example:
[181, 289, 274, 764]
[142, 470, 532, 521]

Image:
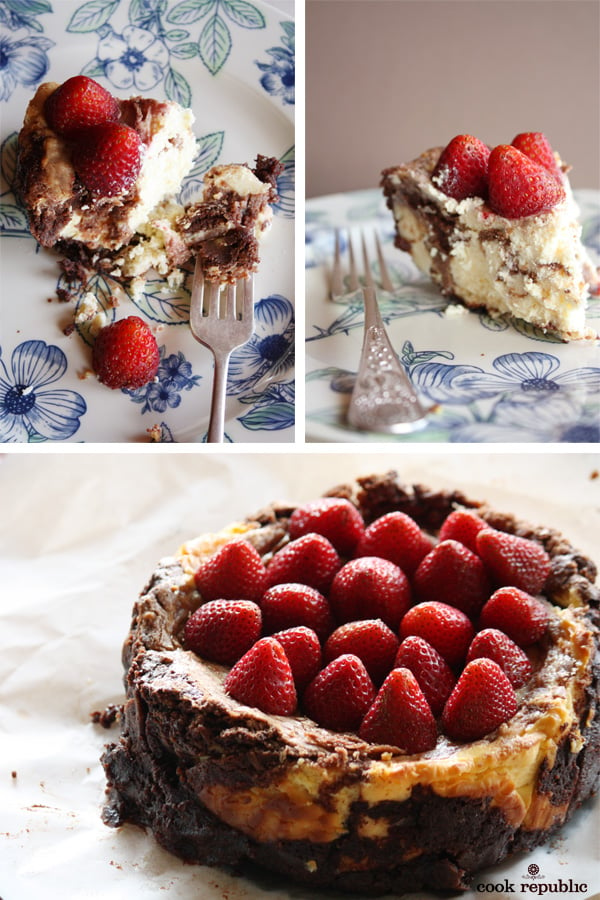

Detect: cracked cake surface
[101, 472, 600, 895]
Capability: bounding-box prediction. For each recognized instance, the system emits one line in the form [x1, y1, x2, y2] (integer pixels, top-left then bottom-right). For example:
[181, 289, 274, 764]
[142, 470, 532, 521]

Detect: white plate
[0, 0, 295, 443]
[305, 189, 600, 443]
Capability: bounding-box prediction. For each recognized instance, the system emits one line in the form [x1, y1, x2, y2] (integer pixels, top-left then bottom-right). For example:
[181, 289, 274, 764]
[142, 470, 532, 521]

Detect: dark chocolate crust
[101, 472, 600, 895]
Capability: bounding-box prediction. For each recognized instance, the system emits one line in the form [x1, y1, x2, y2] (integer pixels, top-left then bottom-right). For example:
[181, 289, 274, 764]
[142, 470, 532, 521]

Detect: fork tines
[330, 229, 394, 300]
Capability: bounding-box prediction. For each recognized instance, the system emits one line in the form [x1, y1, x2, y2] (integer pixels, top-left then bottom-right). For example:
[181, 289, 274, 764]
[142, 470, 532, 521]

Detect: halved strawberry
[438, 509, 489, 554]
[194, 539, 268, 603]
[183, 599, 261, 666]
[432, 134, 491, 201]
[479, 587, 550, 648]
[303, 654, 376, 732]
[324, 619, 399, 685]
[394, 635, 456, 716]
[224, 637, 297, 716]
[272, 626, 322, 693]
[511, 132, 562, 179]
[413, 539, 491, 618]
[354, 511, 432, 577]
[92, 316, 159, 390]
[442, 658, 518, 742]
[328, 556, 411, 629]
[266, 533, 341, 594]
[400, 601, 475, 668]
[44, 75, 120, 135]
[260, 583, 334, 640]
[359, 668, 438, 753]
[71, 121, 143, 196]
[466, 628, 533, 689]
[487, 144, 565, 218]
[288, 497, 365, 557]
[475, 528, 551, 595]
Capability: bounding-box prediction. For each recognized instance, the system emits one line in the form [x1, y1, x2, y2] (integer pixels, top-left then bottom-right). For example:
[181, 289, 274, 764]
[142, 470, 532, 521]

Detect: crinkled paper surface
[1, 451, 599, 900]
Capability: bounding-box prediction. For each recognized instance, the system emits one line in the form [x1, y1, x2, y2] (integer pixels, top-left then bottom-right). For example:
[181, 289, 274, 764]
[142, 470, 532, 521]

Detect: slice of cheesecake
[381, 133, 599, 341]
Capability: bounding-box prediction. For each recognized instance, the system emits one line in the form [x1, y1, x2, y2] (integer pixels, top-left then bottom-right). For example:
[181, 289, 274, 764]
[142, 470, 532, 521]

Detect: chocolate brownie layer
[101, 472, 600, 895]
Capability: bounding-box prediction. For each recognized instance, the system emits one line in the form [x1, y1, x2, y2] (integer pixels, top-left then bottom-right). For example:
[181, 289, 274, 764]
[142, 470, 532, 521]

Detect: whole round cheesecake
[101, 472, 600, 894]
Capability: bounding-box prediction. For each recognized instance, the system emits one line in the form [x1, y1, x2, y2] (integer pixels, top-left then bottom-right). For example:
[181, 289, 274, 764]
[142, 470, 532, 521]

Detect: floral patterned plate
[0, 0, 294, 443]
[306, 188, 600, 443]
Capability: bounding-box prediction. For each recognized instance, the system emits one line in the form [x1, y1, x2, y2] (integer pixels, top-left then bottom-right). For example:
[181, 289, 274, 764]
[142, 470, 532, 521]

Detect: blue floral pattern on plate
[0, 0, 294, 442]
[305, 189, 600, 443]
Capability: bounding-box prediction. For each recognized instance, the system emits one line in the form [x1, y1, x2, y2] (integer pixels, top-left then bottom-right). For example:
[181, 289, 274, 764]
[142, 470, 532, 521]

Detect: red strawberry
[432, 134, 491, 201]
[71, 121, 143, 196]
[466, 628, 533, 689]
[359, 668, 438, 753]
[511, 132, 562, 179]
[194, 539, 268, 603]
[354, 511, 432, 577]
[487, 144, 565, 218]
[303, 654, 376, 732]
[438, 510, 489, 554]
[183, 599, 261, 666]
[479, 587, 550, 647]
[442, 658, 518, 742]
[272, 627, 322, 693]
[324, 619, 399, 685]
[260, 583, 334, 640]
[400, 601, 475, 668]
[329, 556, 411, 629]
[224, 637, 297, 716]
[394, 635, 455, 716]
[44, 75, 120, 136]
[288, 498, 365, 557]
[476, 528, 551, 595]
[92, 316, 159, 390]
[413, 539, 491, 618]
[266, 533, 341, 594]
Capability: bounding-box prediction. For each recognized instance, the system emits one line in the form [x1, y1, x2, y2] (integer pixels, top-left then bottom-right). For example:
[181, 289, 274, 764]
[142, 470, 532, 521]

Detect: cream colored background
[306, 0, 600, 197]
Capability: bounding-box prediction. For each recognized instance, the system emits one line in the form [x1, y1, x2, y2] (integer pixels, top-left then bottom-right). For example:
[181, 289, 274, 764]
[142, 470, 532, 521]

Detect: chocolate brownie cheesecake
[382, 133, 599, 341]
[101, 472, 600, 894]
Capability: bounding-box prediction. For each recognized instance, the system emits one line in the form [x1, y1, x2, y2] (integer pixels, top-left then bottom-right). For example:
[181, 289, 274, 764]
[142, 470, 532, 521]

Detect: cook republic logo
[476, 863, 589, 894]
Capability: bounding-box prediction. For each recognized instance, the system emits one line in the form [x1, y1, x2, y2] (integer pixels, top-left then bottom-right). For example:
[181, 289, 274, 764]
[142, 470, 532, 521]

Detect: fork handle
[207, 351, 231, 443]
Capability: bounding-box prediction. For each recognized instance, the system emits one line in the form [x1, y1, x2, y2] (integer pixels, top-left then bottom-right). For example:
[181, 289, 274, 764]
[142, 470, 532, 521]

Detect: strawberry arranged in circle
[355, 511, 432, 577]
[324, 619, 399, 686]
[224, 637, 297, 716]
[487, 144, 565, 218]
[260, 583, 334, 641]
[400, 601, 475, 668]
[329, 556, 411, 629]
[288, 498, 365, 557]
[92, 315, 159, 390]
[413, 539, 491, 618]
[511, 132, 562, 179]
[71, 121, 143, 196]
[480, 587, 550, 647]
[359, 668, 438, 753]
[476, 528, 551, 595]
[44, 75, 120, 136]
[438, 509, 489, 554]
[303, 654, 376, 733]
[432, 134, 491, 201]
[194, 539, 268, 603]
[184, 599, 261, 666]
[442, 658, 518, 742]
[394, 635, 455, 716]
[272, 627, 322, 693]
[466, 628, 533, 689]
[266, 533, 341, 594]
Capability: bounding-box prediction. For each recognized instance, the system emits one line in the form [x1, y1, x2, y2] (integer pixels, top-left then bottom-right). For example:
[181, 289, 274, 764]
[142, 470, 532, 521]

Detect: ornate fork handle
[347, 287, 429, 433]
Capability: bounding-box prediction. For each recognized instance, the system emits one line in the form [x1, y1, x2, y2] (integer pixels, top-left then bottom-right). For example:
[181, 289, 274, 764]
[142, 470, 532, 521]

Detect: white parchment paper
[1, 451, 599, 900]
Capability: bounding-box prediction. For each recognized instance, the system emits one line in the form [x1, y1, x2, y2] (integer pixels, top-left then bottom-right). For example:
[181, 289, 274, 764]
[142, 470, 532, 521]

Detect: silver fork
[189, 256, 254, 443]
[332, 230, 430, 434]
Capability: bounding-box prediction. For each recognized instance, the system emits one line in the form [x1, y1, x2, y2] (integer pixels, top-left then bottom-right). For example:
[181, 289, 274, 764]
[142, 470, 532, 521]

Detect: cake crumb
[590, 470, 599, 480]
[11, 771, 17, 780]
[91, 704, 122, 728]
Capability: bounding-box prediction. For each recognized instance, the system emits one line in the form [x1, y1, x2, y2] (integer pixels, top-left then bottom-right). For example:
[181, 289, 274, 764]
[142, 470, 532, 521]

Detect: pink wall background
[306, 0, 600, 197]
